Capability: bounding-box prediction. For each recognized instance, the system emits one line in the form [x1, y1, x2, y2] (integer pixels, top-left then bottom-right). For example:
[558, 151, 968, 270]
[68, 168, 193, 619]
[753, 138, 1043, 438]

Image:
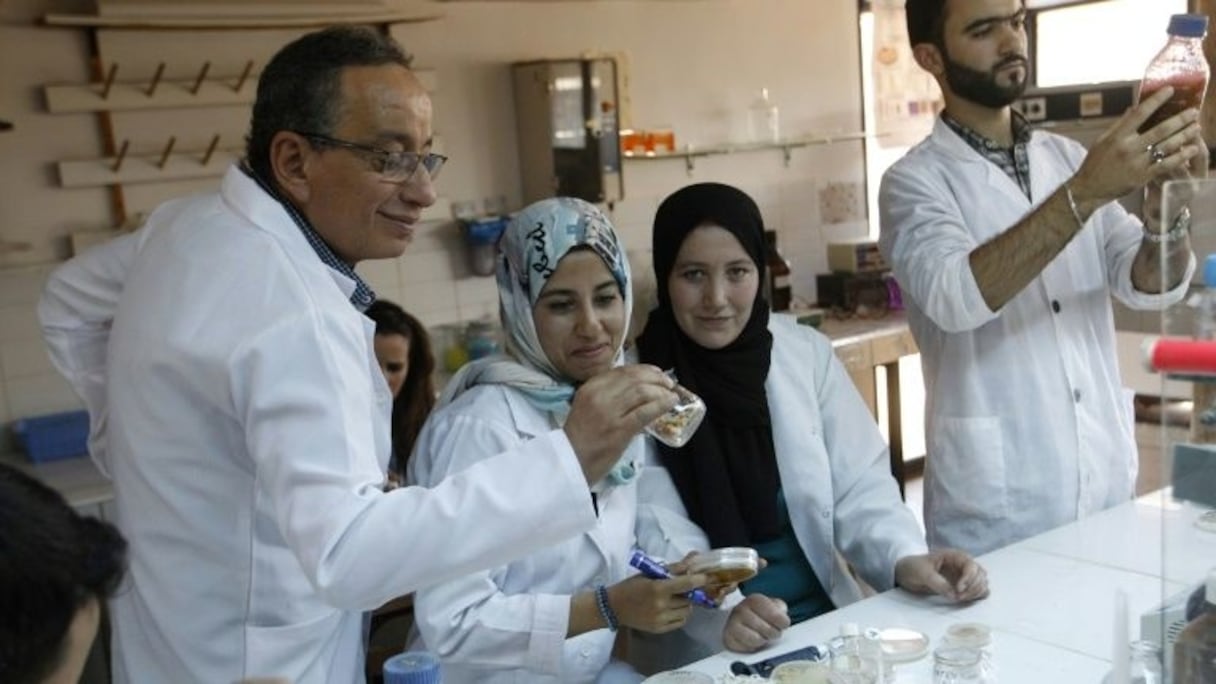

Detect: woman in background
[0, 462, 127, 684]
[636, 182, 989, 654]
[366, 299, 436, 486]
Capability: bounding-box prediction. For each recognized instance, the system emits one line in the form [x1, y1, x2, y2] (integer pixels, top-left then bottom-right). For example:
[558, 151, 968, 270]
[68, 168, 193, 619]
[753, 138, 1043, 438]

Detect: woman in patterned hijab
[437, 196, 633, 416]
[407, 197, 717, 684]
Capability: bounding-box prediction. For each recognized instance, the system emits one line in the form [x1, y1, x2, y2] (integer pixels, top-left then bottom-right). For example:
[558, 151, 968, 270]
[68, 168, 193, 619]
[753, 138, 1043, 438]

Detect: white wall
[0, 0, 870, 447]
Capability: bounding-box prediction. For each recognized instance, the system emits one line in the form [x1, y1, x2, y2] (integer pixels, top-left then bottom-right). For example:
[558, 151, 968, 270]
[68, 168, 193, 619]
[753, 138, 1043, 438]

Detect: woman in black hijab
[637, 183, 989, 653]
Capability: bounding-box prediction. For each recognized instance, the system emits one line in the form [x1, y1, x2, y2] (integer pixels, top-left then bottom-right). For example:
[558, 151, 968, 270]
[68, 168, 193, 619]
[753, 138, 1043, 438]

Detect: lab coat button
[1051, 300, 1061, 313]
[581, 648, 591, 658]
[1073, 388, 1082, 402]
[821, 510, 831, 519]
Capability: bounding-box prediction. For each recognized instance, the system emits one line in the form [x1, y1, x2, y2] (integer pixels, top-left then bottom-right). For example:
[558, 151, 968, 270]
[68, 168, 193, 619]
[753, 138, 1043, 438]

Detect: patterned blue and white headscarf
[437, 197, 632, 421]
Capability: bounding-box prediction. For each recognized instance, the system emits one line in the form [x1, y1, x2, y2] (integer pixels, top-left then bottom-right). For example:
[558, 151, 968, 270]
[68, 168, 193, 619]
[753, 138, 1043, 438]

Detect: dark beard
[942, 51, 1028, 108]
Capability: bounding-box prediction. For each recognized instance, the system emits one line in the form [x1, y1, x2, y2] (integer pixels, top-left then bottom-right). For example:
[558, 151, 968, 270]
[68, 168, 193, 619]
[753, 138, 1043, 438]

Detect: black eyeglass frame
[294, 130, 447, 183]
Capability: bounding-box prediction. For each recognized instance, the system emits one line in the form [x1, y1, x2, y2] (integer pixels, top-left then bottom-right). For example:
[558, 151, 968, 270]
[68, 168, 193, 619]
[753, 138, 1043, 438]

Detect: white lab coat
[626, 316, 927, 673]
[641, 316, 927, 605]
[37, 166, 599, 684]
[406, 383, 729, 684]
[878, 119, 1192, 555]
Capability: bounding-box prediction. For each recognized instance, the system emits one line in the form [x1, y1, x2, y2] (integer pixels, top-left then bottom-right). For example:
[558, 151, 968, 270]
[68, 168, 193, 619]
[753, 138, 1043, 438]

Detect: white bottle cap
[841, 622, 860, 637]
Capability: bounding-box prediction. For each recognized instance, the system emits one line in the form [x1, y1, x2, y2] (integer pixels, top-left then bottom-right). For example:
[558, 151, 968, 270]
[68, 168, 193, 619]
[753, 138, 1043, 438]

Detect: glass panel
[549, 61, 586, 150]
[1154, 178, 1216, 682]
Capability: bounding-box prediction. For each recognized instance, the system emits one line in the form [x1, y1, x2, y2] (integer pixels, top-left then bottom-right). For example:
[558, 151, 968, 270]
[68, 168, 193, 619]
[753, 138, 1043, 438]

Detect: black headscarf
[636, 183, 780, 547]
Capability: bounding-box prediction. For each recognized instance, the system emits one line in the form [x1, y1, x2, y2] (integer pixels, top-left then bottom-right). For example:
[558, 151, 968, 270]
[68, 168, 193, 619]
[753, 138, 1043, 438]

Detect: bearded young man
[878, 0, 1207, 555]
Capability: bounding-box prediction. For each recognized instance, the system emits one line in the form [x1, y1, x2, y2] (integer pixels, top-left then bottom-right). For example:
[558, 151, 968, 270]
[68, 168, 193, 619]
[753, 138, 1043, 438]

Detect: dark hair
[365, 299, 436, 478]
[0, 463, 127, 684]
[905, 0, 949, 48]
[245, 25, 413, 183]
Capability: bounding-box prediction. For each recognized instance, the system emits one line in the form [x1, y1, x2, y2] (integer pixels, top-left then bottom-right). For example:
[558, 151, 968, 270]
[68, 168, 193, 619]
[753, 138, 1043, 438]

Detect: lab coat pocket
[244, 608, 343, 681]
[929, 415, 1008, 523]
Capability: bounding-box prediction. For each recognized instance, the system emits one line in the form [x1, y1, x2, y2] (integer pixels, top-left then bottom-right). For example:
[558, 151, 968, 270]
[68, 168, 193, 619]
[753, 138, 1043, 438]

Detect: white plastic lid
[687, 547, 759, 581]
[841, 622, 860, 637]
[877, 627, 931, 663]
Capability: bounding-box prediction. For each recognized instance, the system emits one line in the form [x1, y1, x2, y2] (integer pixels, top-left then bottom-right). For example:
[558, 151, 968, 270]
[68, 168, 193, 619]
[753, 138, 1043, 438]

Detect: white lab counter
[679, 491, 1215, 682]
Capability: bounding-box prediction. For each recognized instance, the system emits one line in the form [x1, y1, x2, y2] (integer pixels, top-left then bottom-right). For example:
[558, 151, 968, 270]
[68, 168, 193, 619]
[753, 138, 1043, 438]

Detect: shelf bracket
[781, 145, 793, 168]
[684, 153, 696, 175]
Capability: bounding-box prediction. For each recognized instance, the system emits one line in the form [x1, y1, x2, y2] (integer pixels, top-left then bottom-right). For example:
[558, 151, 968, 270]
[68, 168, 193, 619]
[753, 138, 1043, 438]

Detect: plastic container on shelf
[686, 546, 760, 585]
[11, 410, 90, 463]
[462, 216, 508, 277]
[464, 318, 500, 361]
[747, 88, 780, 144]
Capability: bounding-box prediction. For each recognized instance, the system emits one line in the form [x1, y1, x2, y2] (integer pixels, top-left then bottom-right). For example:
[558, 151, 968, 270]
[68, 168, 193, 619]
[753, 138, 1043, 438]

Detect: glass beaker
[828, 624, 881, 684]
[932, 646, 993, 684]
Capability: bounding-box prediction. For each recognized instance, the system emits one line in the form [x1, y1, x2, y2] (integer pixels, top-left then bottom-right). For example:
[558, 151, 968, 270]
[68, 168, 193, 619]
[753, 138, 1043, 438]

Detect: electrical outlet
[1021, 96, 1047, 121]
[1079, 91, 1104, 117]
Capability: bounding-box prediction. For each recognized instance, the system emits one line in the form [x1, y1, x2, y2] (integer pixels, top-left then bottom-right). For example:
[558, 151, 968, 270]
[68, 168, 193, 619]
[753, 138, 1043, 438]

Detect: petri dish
[876, 627, 930, 663]
[645, 376, 707, 448]
[688, 547, 760, 584]
[771, 659, 831, 683]
[943, 622, 991, 650]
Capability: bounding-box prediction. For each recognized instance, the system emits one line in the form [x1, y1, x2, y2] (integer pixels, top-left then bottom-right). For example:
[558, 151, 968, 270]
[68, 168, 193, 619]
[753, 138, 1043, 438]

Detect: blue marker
[628, 549, 718, 609]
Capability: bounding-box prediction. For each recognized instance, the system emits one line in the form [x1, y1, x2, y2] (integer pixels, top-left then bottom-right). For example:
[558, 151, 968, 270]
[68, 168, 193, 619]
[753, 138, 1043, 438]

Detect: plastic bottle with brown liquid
[1139, 14, 1209, 245]
[1137, 14, 1209, 135]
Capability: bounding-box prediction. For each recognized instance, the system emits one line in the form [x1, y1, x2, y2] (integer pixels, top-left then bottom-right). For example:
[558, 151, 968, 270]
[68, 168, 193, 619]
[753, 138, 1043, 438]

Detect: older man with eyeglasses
[37, 26, 678, 684]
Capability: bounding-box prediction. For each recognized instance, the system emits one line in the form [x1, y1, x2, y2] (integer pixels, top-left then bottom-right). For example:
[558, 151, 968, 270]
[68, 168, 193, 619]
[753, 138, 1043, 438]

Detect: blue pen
[628, 549, 718, 609]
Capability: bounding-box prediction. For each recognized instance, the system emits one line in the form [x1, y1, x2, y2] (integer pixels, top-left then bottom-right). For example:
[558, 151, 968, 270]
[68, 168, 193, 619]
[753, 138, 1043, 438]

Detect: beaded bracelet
[595, 585, 619, 631]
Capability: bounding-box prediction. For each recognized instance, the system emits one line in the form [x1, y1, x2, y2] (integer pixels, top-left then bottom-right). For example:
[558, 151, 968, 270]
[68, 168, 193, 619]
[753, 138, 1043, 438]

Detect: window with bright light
[1034, 0, 1189, 87]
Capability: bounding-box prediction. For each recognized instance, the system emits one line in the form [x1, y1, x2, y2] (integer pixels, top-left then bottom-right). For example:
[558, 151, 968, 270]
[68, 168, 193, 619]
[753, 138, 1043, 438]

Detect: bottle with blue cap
[383, 651, 442, 684]
[1138, 13, 1209, 134]
[1138, 14, 1208, 247]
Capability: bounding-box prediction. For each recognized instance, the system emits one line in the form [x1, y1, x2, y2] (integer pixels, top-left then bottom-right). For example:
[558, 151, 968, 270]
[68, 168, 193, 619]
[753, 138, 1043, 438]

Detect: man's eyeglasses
[294, 131, 447, 183]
